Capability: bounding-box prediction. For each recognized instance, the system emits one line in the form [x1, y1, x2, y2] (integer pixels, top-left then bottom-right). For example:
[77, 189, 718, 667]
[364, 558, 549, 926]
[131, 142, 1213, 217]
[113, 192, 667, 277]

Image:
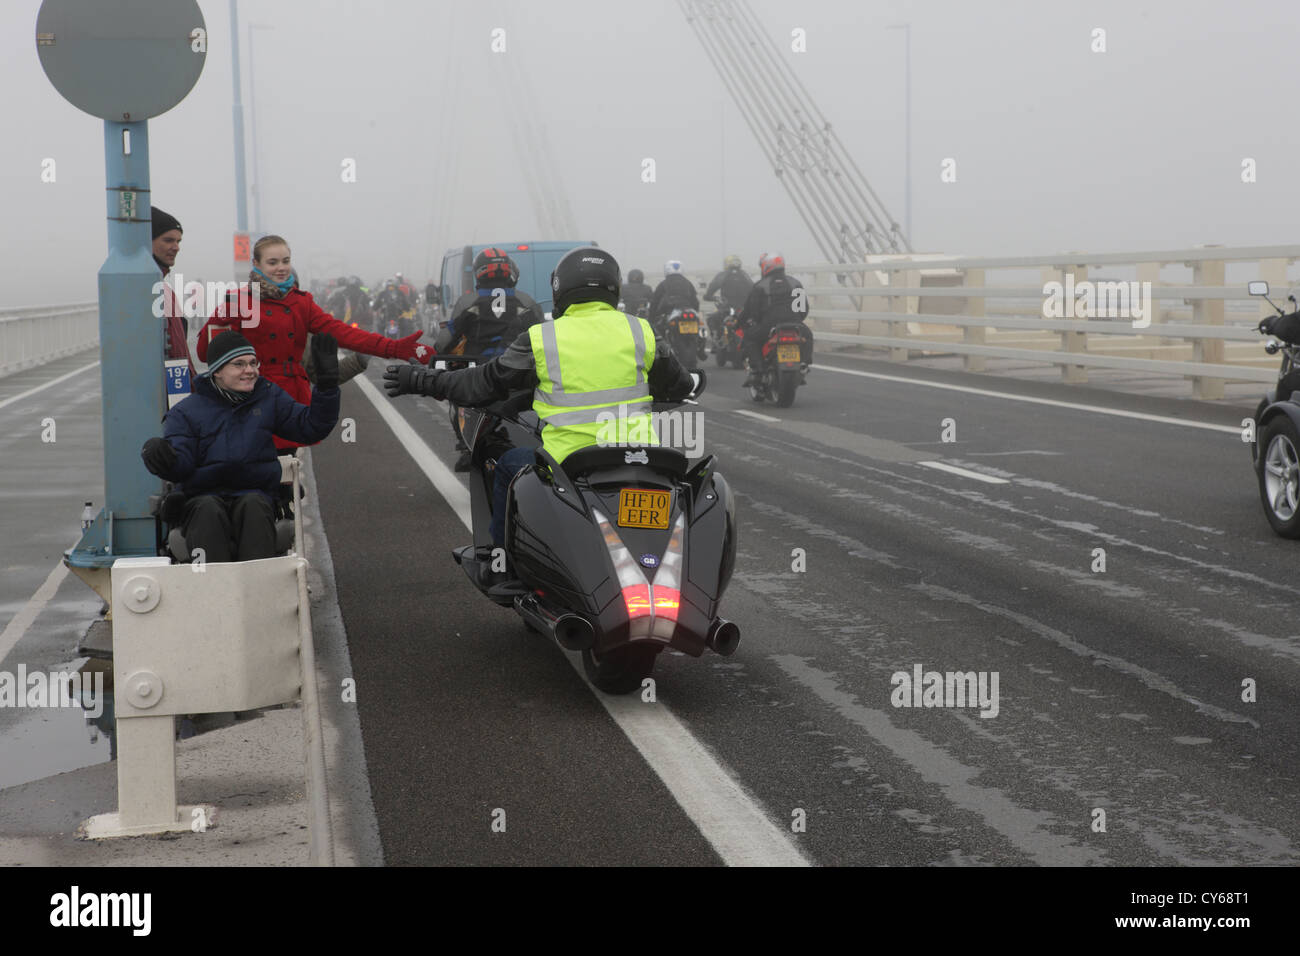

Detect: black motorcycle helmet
[551, 246, 620, 317]
[628, 268, 644, 284]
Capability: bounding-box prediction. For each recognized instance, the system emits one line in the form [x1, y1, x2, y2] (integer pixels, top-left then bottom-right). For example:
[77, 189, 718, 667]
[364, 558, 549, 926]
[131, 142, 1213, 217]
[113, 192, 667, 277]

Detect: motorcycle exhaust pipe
[706, 618, 741, 656]
[553, 613, 595, 652]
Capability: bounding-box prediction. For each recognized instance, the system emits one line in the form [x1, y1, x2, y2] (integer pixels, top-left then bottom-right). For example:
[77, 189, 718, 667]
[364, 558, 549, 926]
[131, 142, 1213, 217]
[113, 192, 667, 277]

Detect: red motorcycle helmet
[474, 247, 520, 287]
[760, 253, 785, 278]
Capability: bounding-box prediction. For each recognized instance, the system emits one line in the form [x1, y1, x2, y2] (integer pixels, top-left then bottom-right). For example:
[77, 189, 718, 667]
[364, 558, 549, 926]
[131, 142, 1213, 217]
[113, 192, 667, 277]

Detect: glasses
[226, 358, 260, 371]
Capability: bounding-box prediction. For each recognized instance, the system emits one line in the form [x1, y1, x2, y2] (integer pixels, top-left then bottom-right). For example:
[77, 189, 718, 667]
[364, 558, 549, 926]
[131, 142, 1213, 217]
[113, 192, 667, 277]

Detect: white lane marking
[355, 376, 810, 867]
[0, 361, 100, 413]
[353, 377, 470, 520]
[917, 460, 1011, 484]
[0, 561, 70, 666]
[815, 364, 1242, 434]
[733, 409, 782, 423]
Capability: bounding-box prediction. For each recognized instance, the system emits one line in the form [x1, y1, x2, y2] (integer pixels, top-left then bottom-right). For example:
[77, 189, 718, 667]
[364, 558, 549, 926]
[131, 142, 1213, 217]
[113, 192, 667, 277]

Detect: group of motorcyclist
[629, 253, 812, 385]
[323, 272, 439, 336]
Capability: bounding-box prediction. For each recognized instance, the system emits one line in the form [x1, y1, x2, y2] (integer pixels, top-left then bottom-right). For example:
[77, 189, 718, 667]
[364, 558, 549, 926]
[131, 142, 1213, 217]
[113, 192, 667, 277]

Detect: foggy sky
[4, 0, 1299, 307]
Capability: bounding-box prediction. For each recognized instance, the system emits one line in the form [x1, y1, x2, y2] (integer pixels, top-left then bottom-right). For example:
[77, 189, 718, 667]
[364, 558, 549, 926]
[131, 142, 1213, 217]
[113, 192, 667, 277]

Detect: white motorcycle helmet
[664, 260, 684, 277]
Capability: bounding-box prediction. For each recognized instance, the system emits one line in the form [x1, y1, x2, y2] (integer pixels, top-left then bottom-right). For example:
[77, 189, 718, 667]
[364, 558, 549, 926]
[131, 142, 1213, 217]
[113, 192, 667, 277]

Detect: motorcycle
[663, 308, 709, 366]
[1248, 280, 1300, 536]
[747, 322, 812, 408]
[378, 300, 416, 339]
[710, 306, 744, 368]
[449, 375, 740, 694]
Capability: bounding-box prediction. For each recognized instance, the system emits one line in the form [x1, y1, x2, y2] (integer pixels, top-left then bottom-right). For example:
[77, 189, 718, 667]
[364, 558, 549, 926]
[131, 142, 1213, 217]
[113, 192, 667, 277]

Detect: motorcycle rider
[383, 246, 695, 583]
[442, 248, 546, 358]
[649, 259, 700, 327]
[703, 254, 754, 348]
[374, 279, 413, 335]
[621, 268, 653, 316]
[440, 248, 547, 472]
[740, 253, 811, 387]
[326, 275, 373, 330]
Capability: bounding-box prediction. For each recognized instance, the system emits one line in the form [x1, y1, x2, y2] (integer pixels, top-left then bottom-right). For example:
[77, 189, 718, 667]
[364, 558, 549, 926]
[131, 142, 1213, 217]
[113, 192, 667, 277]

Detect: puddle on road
[0, 658, 281, 791]
[0, 658, 114, 790]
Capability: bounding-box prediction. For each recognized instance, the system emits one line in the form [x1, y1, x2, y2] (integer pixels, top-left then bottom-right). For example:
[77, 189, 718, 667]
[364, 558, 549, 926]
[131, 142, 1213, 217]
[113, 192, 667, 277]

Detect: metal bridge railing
[792, 245, 1300, 398]
[0, 303, 99, 378]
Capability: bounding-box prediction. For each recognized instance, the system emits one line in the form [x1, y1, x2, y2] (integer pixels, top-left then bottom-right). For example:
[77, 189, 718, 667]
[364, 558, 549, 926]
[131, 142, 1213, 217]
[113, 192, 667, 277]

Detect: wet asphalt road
[312, 354, 1299, 866]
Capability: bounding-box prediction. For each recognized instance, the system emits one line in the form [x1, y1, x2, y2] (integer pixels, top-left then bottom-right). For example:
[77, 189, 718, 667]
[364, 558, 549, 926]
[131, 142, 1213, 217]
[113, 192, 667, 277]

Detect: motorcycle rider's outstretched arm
[441, 333, 537, 405]
[385, 331, 537, 403]
[648, 335, 696, 402]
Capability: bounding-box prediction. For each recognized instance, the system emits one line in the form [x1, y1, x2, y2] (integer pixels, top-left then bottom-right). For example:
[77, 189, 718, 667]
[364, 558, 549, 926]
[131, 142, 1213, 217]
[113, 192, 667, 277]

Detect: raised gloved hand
[384, 364, 445, 399]
[387, 331, 434, 365]
[141, 437, 178, 477]
[310, 333, 340, 389]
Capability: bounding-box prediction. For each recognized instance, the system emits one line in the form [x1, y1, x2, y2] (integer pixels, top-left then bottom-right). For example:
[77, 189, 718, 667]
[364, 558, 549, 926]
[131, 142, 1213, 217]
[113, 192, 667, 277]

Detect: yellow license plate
[777, 344, 801, 362]
[677, 321, 699, 334]
[618, 488, 671, 529]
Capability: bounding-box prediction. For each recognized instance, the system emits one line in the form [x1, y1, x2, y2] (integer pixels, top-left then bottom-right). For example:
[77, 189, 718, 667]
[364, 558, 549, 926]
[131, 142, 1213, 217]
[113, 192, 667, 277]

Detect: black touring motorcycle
[450, 375, 740, 693]
[1249, 280, 1300, 537]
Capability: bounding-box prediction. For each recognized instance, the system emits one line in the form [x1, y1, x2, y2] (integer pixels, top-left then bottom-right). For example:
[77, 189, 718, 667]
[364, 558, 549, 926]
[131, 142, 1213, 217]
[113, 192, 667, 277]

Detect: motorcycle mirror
[1248, 280, 1269, 296]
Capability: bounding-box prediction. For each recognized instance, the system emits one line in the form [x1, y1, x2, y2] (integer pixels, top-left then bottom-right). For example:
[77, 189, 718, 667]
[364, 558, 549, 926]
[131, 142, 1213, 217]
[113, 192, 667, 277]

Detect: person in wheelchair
[140, 330, 340, 563]
[383, 246, 695, 582]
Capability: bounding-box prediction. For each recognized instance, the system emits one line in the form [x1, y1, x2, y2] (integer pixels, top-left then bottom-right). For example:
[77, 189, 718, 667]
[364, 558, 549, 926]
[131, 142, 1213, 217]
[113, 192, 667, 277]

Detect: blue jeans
[490, 446, 536, 547]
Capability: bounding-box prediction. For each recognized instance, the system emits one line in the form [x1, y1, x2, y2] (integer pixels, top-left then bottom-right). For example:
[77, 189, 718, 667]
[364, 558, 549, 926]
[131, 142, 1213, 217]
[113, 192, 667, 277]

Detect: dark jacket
[156, 260, 196, 378]
[704, 268, 754, 309]
[740, 271, 806, 330]
[155, 374, 339, 500]
[621, 280, 653, 314]
[649, 273, 699, 320]
[434, 308, 695, 410]
[445, 288, 545, 357]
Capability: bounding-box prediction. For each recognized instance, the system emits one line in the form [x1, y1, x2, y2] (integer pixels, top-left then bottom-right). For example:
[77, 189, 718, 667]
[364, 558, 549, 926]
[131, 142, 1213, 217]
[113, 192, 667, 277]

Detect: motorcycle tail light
[594, 508, 681, 639]
[622, 584, 652, 617]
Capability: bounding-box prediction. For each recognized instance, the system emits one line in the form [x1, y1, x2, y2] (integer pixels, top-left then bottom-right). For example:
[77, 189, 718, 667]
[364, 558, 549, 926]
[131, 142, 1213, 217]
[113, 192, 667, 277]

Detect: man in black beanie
[141, 329, 341, 563]
[151, 206, 195, 375]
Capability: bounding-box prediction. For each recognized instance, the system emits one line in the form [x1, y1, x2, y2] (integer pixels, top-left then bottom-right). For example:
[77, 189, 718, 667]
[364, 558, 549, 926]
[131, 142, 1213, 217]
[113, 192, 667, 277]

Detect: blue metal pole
[230, 0, 248, 234]
[67, 120, 166, 568]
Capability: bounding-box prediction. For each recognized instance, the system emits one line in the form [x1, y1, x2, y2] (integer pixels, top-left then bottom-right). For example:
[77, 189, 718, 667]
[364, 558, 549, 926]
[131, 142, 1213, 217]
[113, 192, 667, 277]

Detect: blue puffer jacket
[158, 374, 340, 499]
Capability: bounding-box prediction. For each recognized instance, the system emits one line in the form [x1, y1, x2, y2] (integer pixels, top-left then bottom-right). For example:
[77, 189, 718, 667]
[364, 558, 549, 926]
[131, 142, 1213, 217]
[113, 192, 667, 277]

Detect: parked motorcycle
[747, 322, 812, 408]
[449, 377, 740, 694]
[1249, 280, 1300, 536]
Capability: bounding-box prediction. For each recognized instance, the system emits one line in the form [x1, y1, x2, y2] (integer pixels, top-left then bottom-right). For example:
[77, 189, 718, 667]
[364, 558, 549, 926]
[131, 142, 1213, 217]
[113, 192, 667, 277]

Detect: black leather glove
[141, 437, 177, 477]
[383, 364, 444, 399]
[310, 333, 340, 389]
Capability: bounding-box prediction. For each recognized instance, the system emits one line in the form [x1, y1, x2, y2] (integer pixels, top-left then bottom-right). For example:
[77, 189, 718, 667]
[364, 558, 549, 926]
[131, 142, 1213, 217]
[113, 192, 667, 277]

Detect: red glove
[387, 331, 434, 364]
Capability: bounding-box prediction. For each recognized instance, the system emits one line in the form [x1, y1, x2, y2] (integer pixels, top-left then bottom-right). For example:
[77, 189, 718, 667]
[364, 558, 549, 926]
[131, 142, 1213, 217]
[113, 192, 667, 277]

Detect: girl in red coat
[197, 235, 433, 448]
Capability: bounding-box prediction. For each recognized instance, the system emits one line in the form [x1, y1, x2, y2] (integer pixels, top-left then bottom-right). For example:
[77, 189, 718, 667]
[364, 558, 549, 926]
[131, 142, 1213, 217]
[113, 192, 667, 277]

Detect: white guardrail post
[1190, 251, 1226, 400]
[963, 268, 986, 372]
[82, 456, 334, 863]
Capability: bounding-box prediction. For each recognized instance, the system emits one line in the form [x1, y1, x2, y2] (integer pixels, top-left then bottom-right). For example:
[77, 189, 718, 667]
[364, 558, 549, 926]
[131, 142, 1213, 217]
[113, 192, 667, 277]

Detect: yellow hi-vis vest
[529, 300, 657, 464]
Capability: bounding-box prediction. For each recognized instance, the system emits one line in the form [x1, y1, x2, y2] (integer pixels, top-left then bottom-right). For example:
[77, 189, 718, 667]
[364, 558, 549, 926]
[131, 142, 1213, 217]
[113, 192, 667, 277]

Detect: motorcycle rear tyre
[776, 370, 799, 408]
[582, 644, 659, 695]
